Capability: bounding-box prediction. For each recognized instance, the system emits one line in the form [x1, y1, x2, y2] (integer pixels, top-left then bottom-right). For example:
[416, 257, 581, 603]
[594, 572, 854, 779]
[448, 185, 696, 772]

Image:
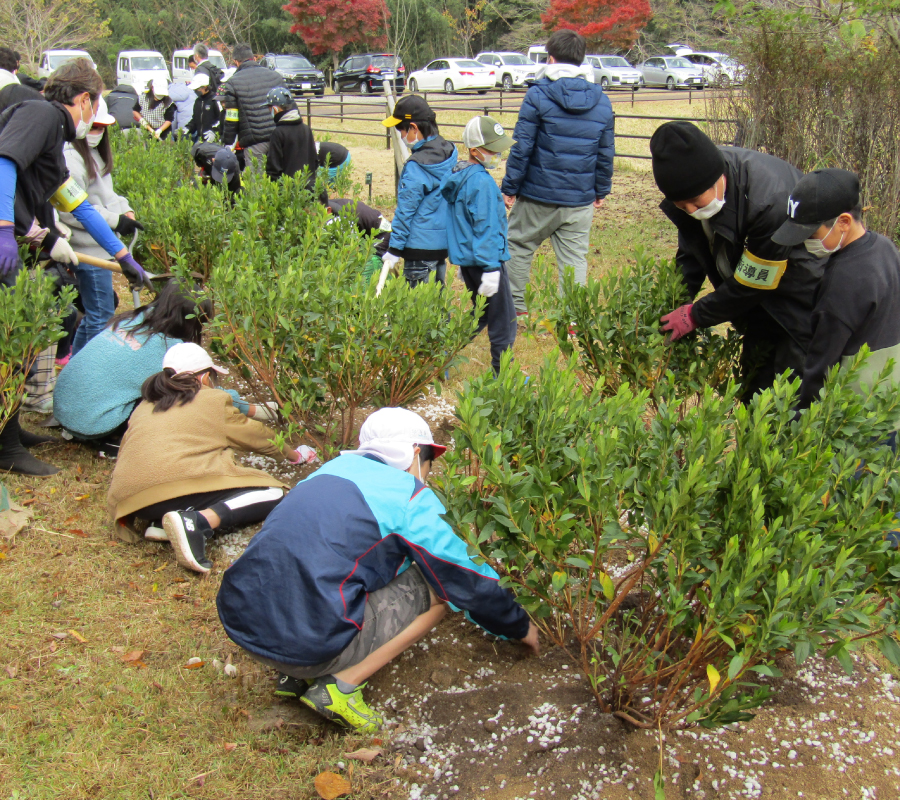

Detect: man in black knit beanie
[649, 120, 822, 399]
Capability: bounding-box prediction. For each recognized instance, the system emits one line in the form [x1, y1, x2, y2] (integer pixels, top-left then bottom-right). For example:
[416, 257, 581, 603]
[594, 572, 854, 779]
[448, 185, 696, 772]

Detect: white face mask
[86, 131, 104, 148]
[401, 129, 419, 147]
[804, 220, 845, 258]
[688, 179, 725, 220]
[75, 95, 95, 140]
[477, 150, 503, 170]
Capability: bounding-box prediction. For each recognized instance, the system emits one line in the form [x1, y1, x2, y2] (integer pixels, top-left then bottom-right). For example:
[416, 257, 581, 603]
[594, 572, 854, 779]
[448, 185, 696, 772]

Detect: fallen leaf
[68, 629, 87, 644]
[121, 650, 145, 663]
[346, 747, 382, 763]
[182, 660, 205, 670]
[5, 664, 17, 679]
[68, 529, 88, 538]
[51, 632, 68, 640]
[110, 646, 125, 653]
[73, 494, 89, 501]
[172, 594, 190, 601]
[153, 564, 167, 573]
[314, 772, 351, 800]
[223, 742, 237, 752]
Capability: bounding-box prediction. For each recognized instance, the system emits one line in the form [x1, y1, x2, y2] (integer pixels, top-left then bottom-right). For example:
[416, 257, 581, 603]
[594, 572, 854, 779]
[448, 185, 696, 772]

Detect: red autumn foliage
[542, 0, 652, 51]
[282, 0, 390, 66]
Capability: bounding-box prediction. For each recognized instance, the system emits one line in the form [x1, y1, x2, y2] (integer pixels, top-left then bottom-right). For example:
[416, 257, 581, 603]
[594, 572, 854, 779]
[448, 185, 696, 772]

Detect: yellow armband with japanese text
[49, 178, 88, 213]
[225, 108, 239, 122]
[734, 250, 787, 290]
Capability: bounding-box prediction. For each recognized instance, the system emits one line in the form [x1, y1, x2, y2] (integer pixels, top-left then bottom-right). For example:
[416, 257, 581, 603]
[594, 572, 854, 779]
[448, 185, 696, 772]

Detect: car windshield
[209, 55, 227, 69]
[600, 57, 630, 67]
[372, 56, 400, 70]
[131, 56, 166, 71]
[455, 60, 483, 68]
[501, 54, 531, 65]
[668, 58, 693, 69]
[276, 56, 314, 70]
[50, 54, 85, 69]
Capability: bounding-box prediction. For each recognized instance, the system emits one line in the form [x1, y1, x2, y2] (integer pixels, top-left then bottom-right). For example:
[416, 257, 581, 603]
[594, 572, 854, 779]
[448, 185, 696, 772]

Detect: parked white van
[171, 48, 234, 82]
[38, 50, 95, 79]
[527, 45, 548, 65]
[116, 50, 169, 89]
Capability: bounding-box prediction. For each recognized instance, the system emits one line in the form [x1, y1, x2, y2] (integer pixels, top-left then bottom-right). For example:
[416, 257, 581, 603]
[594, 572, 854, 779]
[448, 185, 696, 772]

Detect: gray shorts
[247, 564, 431, 680]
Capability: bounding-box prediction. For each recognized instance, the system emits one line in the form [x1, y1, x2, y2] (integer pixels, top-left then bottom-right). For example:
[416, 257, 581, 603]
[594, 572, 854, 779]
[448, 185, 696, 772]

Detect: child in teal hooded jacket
[441, 116, 517, 374]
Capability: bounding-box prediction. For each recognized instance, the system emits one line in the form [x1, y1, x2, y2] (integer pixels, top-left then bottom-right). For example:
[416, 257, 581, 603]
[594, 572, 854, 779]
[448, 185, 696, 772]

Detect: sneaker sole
[163, 513, 210, 574]
[300, 691, 382, 732]
[144, 526, 168, 542]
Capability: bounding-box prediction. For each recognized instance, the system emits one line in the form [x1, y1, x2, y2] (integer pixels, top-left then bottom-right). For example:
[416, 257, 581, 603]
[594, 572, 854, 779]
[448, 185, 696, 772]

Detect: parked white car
[682, 52, 744, 86]
[475, 51, 537, 91]
[171, 48, 234, 83]
[38, 50, 95, 79]
[407, 58, 495, 94]
[585, 55, 642, 90]
[638, 56, 706, 90]
[116, 50, 170, 89]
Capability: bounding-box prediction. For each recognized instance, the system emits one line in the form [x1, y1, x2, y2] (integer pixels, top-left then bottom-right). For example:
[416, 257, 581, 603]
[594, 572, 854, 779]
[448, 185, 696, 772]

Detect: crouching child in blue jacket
[442, 116, 517, 375]
[381, 95, 457, 287]
[216, 407, 539, 733]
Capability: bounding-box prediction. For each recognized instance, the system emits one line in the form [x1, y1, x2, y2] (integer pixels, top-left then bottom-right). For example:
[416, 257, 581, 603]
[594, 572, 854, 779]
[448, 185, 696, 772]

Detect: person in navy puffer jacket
[381, 95, 457, 287]
[501, 29, 615, 314]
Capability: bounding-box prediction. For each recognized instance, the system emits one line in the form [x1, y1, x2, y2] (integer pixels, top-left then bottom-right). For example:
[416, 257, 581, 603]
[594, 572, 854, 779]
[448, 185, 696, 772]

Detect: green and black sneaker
[274, 673, 308, 699]
[300, 675, 383, 733]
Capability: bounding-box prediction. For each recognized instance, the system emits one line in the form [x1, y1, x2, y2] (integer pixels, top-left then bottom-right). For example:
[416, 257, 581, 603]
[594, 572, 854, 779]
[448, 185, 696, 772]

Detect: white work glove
[50, 237, 79, 265]
[253, 402, 279, 422]
[292, 445, 318, 464]
[55, 220, 72, 239]
[376, 252, 401, 296]
[203, 130, 216, 142]
[478, 270, 500, 297]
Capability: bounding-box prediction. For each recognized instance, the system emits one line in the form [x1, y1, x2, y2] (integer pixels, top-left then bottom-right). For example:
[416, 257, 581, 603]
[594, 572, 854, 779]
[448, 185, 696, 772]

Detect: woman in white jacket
[60, 96, 144, 353]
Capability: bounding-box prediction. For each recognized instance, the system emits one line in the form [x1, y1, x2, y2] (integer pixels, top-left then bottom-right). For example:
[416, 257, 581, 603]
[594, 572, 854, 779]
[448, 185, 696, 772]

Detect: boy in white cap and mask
[217, 407, 539, 733]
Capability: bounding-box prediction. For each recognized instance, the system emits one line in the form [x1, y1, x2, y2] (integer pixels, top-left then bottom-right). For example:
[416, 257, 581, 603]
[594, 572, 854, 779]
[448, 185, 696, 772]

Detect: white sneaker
[144, 525, 168, 542]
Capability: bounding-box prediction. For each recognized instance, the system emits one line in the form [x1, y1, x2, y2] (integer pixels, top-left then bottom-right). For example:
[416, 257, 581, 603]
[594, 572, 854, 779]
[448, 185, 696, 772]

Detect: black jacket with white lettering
[660, 147, 822, 351]
[797, 231, 900, 411]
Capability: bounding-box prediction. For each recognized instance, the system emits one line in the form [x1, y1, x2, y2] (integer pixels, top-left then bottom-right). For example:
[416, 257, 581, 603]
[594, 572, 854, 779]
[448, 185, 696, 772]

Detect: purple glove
[0, 225, 18, 276]
[660, 303, 697, 342]
[116, 252, 150, 290]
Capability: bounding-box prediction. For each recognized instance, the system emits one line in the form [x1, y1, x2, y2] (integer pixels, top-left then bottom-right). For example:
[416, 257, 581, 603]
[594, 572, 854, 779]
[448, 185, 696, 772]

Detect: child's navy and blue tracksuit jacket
[216, 453, 530, 666]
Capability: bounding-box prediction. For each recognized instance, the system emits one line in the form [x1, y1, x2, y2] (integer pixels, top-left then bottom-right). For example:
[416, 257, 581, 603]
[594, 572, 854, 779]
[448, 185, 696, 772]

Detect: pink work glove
[660, 303, 697, 342]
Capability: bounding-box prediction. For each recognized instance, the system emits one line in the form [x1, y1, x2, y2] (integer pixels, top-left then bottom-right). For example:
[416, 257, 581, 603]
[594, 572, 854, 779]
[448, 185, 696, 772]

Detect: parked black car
[259, 53, 326, 97]
[332, 53, 405, 94]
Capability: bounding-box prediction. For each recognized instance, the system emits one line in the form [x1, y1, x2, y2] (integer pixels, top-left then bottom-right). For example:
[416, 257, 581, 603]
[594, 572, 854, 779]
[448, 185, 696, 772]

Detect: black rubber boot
[0, 411, 59, 476]
[19, 427, 56, 448]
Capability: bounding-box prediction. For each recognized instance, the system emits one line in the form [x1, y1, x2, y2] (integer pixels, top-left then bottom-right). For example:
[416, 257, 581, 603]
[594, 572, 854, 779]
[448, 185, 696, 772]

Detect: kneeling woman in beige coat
[108, 343, 315, 574]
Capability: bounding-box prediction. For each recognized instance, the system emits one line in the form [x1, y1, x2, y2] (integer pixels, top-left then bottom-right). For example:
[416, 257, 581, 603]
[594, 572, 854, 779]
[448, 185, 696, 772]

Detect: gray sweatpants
[506, 196, 594, 313]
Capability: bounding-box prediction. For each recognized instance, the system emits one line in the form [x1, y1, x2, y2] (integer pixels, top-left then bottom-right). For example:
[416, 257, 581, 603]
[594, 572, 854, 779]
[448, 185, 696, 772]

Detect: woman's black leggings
[134, 486, 285, 531]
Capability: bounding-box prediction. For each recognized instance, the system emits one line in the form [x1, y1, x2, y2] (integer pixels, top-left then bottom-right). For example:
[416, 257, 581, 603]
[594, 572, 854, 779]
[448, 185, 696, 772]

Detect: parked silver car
[638, 56, 706, 90]
[585, 55, 642, 90]
[682, 52, 744, 86]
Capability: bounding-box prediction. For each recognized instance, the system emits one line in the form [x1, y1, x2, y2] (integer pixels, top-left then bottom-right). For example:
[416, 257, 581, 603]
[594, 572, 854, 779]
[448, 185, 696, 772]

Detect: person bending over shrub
[217, 407, 538, 733]
[53, 282, 268, 454]
[108, 343, 316, 573]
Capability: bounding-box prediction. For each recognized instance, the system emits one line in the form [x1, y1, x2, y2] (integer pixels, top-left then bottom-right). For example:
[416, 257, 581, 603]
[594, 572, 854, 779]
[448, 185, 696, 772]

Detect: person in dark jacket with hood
[191, 43, 224, 93]
[221, 43, 288, 167]
[650, 121, 821, 399]
[217, 407, 538, 733]
[442, 116, 517, 374]
[501, 29, 615, 315]
[381, 95, 457, 287]
[264, 86, 321, 200]
[105, 84, 140, 129]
